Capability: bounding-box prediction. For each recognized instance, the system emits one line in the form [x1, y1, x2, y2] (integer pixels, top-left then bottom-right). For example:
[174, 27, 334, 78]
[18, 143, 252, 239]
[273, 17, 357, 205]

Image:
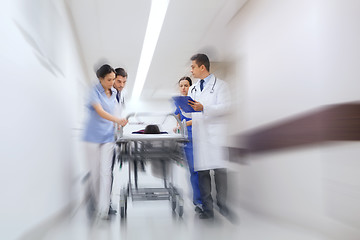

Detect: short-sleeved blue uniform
[83, 83, 117, 143]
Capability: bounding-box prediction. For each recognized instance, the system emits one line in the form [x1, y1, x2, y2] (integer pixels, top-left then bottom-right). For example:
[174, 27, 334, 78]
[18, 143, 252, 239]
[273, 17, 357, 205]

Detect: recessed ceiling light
[131, 0, 170, 102]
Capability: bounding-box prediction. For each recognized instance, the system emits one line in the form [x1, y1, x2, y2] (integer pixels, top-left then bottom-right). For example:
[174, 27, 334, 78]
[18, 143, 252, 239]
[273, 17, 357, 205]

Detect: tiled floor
[39, 163, 326, 240]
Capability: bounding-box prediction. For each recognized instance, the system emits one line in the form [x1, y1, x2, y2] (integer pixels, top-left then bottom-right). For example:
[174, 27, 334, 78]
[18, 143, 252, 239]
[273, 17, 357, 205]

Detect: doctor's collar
[205, 74, 212, 80]
[201, 74, 213, 84]
[191, 74, 217, 94]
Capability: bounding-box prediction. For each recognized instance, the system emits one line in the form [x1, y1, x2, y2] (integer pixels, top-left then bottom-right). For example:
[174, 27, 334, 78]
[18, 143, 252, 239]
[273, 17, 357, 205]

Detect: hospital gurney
[115, 113, 188, 218]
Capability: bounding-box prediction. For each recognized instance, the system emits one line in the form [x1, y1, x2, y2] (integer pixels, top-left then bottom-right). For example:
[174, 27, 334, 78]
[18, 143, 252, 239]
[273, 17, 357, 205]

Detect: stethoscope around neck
[190, 77, 217, 94]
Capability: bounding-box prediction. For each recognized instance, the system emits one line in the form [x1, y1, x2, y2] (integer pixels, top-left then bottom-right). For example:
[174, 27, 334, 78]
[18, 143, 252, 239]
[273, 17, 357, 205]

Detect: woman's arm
[93, 103, 128, 126]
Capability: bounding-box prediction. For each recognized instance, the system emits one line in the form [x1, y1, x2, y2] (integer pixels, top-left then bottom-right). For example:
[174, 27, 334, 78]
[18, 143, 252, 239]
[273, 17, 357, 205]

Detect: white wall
[221, 0, 360, 238]
[223, 0, 360, 130]
[0, 1, 87, 239]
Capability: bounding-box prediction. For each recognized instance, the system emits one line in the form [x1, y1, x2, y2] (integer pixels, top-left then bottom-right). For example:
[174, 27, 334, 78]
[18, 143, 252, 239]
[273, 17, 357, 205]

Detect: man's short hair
[115, 68, 128, 78]
[190, 53, 210, 72]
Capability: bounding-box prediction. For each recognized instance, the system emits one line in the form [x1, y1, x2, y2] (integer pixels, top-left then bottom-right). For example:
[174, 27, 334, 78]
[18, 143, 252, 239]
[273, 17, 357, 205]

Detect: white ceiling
[65, 0, 247, 101]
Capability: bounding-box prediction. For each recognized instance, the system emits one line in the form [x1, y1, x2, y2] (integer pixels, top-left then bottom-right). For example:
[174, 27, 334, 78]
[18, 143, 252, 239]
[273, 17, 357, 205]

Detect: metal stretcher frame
[115, 113, 188, 218]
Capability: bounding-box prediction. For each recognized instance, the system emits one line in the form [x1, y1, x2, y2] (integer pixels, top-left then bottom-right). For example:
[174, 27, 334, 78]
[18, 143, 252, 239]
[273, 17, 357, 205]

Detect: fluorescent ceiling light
[131, 0, 169, 101]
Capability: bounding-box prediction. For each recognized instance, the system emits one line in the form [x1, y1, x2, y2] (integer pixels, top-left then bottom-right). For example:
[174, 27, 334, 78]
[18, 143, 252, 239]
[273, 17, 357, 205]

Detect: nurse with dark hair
[83, 64, 128, 219]
[174, 76, 203, 213]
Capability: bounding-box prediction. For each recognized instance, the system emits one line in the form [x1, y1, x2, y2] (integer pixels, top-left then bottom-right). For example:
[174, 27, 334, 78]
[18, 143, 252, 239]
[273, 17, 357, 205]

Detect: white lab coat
[113, 89, 127, 118]
[188, 74, 231, 171]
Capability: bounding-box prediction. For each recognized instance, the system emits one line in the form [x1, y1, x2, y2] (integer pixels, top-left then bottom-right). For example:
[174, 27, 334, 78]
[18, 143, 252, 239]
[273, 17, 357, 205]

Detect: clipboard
[172, 96, 200, 113]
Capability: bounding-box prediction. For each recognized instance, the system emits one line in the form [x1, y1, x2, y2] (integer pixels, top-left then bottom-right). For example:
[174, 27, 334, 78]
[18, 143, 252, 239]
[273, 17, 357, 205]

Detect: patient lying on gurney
[142, 124, 170, 179]
[144, 124, 161, 134]
[133, 124, 167, 134]
[128, 125, 162, 172]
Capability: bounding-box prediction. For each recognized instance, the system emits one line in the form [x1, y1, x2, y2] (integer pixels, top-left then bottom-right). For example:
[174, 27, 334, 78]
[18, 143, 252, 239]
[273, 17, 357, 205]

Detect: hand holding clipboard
[172, 96, 203, 113]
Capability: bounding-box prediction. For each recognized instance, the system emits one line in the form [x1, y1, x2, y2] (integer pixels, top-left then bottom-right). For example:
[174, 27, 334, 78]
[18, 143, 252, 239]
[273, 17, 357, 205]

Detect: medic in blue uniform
[174, 77, 203, 213]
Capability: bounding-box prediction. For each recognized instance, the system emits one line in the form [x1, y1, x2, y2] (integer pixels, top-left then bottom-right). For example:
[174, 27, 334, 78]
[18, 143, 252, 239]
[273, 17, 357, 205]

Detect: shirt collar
[95, 82, 105, 93]
[202, 74, 213, 84]
[96, 83, 117, 95]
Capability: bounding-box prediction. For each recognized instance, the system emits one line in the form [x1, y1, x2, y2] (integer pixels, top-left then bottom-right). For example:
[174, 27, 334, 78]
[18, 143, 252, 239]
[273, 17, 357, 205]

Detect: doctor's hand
[188, 100, 203, 111]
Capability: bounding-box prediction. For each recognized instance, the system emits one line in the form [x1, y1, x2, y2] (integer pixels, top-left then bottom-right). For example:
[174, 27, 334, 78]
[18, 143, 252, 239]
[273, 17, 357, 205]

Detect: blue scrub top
[83, 83, 117, 143]
[175, 106, 192, 141]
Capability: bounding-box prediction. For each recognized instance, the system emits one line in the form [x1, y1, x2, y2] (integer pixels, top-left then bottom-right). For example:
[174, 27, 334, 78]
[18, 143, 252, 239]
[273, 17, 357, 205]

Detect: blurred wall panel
[222, 0, 360, 239]
[0, 0, 88, 239]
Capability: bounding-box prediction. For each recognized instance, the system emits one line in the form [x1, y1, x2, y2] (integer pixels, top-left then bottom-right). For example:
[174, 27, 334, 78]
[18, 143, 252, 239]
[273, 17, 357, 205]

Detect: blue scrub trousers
[184, 141, 202, 206]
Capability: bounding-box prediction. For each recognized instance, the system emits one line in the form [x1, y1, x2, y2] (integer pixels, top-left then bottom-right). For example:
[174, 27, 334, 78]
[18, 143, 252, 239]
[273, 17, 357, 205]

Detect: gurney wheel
[120, 206, 125, 218]
[120, 198, 127, 218]
[120, 188, 128, 219]
[178, 197, 184, 217]
[178, 205, 183, 217]
[172, 201, 176, 211]
[170, 195, 176, 211]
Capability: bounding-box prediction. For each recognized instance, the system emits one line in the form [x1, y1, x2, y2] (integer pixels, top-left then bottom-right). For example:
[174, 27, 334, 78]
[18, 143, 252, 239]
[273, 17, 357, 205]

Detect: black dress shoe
[195, 206, 203, 213]
[199, 211, 214, 219]
[108, 206, 117, 215]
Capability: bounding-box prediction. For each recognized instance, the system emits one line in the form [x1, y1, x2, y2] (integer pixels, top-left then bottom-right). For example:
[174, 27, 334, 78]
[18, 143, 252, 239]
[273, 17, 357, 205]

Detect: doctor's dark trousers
[184, 142, 202, 206]
[198, 168, 227, 214]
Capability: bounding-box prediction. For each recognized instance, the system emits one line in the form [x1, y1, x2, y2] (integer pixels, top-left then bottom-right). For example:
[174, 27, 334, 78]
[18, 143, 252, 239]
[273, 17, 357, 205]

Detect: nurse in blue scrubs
[174, 76, 203, 213]
[83, 64, 128, 219]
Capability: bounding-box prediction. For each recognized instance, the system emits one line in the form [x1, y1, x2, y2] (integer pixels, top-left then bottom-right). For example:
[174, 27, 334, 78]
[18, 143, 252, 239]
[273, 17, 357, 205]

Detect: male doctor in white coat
[188, 53, 231, 219]
[108, 67, 128, 215]
[113, 67, 127, 117]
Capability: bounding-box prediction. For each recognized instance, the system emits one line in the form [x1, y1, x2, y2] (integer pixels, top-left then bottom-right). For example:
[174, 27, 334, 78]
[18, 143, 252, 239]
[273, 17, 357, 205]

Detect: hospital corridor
[1, 0, 360, 239]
